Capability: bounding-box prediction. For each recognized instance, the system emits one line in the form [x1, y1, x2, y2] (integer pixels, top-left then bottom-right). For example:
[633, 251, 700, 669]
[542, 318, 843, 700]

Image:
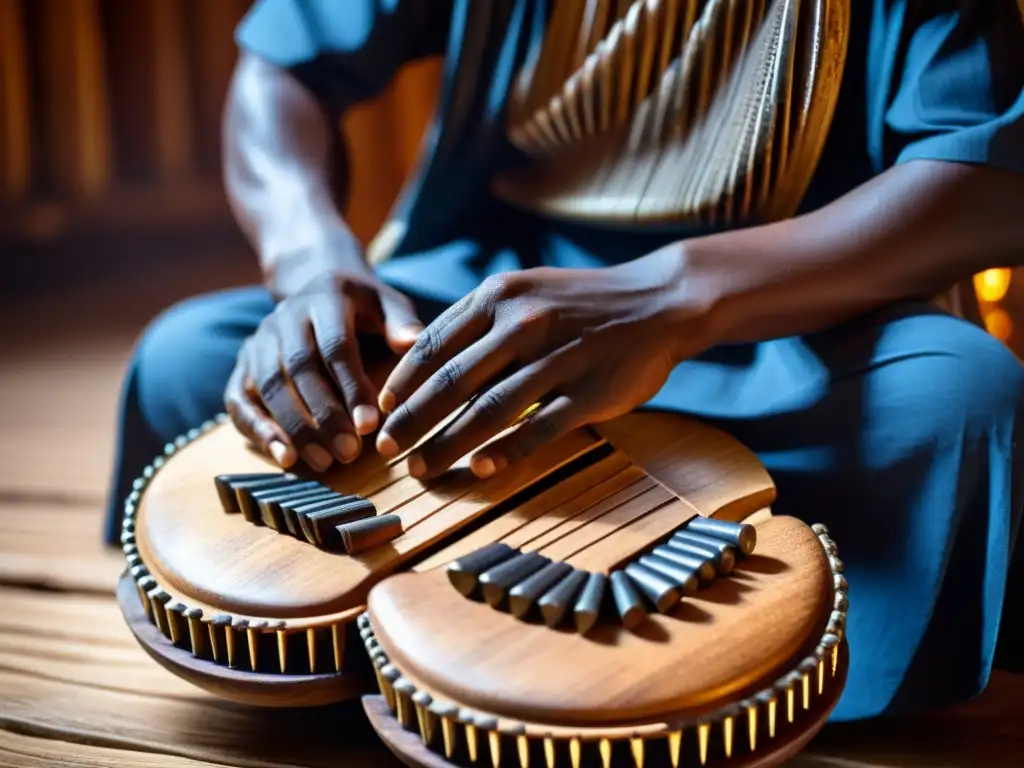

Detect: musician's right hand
[223, 268, 423, 472]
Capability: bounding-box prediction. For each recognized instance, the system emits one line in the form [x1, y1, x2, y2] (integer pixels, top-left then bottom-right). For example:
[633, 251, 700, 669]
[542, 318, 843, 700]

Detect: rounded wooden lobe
[367, 516, 831, 726]
[135, 425, 392, 618]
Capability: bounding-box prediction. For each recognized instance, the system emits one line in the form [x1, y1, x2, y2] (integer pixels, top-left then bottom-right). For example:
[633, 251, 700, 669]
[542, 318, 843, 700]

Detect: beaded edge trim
[119, 413, 351, 675]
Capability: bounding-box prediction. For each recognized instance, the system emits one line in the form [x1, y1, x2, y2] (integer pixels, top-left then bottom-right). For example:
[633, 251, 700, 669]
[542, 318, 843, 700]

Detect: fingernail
[352, 405, 378, 435]
[303, 444, 333, 472]
[376, 431, 399, 459]
[269, 440, 295, 467]
[408, 454, 426, 478]
[333, 433, 360, 462]
[378, 389, 396, 414]
[394, 324, 423, 343]
[471, 455, 496, 479]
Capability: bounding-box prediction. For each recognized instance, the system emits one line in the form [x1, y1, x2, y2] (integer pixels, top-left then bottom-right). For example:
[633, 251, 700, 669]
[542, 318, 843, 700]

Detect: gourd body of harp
[493, 0, 850, 227]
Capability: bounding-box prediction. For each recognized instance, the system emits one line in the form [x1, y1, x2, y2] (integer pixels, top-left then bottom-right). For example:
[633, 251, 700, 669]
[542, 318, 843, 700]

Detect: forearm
[681, 160, 1024, 344]
[223, 52, 366, 298]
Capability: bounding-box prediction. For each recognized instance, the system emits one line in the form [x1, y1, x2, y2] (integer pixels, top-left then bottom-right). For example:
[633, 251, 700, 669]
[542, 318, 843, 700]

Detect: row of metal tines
[446, 515, 757, 633]
[213, 472, 402, 555]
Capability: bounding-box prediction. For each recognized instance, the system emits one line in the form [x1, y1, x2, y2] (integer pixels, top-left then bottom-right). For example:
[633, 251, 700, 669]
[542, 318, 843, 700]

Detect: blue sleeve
[235, 0, 453, 113]
[870, 0, 1024, 175]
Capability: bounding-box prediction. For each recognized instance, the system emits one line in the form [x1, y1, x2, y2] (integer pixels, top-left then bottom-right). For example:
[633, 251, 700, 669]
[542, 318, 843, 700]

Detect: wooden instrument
[117, 403, 848, 765]
[490, 0, 850, 227]
[357, 417, 847, 768]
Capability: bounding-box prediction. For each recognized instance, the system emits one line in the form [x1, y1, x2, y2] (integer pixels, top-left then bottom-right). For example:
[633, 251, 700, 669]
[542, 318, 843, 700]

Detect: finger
[223, 347, 297, 468]
[251, 318, 328, 471]
[404, 361, 560, 479]
[312, 294, 379, 446]
[376, 331, 518, 461]
[276, 306, 360, 465]
[469, 394, 585, 479]
[378, 284, 424, 353]
[378, 293, 488, 416]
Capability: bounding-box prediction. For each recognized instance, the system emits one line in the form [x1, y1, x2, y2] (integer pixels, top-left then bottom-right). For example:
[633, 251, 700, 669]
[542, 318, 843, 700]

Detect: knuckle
[318, 331, 350, 363]
[433, 359, 464, 396]
[510, 299, 554, 332]
[472, 387, 508, 425]
[256, 368, 285, 400]
[308, 400, 342, 430]
[282, 347, 317, 379]
[481, 273, 517, 303]
[409, 326, 442, 364]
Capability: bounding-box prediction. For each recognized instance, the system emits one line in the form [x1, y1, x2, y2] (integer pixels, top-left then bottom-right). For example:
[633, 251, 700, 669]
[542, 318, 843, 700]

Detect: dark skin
[224, 52, 1024, 479]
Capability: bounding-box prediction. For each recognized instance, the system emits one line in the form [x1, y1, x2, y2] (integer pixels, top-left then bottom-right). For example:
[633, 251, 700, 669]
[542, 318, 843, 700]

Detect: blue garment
[103, 0, 1024, 725]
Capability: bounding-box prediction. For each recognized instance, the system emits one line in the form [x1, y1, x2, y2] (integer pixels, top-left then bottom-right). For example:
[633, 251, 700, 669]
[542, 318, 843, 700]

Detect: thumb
[380, 291, 424, 353]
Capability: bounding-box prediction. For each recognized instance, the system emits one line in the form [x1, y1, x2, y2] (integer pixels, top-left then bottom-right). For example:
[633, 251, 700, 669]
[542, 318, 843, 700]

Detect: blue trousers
[103, 249, 1024, 723]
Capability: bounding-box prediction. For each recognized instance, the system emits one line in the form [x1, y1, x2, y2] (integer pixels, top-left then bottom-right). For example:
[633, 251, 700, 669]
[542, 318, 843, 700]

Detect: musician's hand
[374, 246, 715, 479]
[224, 269, 423, 472]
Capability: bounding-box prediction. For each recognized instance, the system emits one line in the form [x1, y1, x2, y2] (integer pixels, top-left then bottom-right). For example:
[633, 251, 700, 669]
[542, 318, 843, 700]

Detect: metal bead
[755, 689, 777, 706]
[833, 591, 848, 612]
[830, 626, 846, 643]
[129, 564, 149, 581]
[834, 574, 848, 591]
[828, 555, 844, 573]
[473, 714, 498, 730]
[811, 523, 830, 536]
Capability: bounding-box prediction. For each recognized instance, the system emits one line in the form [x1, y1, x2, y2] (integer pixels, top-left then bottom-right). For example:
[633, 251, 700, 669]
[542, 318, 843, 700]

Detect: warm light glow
[974, 268, 1012, 303]
[983, 307, 1013, 343]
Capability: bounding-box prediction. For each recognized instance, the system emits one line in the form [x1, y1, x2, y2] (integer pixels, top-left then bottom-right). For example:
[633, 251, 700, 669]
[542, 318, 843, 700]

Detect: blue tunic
[103, 0, 1024, 724]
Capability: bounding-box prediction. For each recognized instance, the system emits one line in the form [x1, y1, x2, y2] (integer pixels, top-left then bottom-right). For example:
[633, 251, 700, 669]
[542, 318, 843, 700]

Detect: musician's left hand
[373, 246, 717, 479]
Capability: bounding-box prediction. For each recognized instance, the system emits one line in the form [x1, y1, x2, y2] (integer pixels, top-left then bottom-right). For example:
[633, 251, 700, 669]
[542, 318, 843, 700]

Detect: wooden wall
[0, 0, 441, 249]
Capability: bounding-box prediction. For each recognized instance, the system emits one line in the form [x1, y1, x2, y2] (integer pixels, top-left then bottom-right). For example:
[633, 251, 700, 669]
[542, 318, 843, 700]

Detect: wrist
[264, 224, 372, 299]
[649, 241, 734, 363]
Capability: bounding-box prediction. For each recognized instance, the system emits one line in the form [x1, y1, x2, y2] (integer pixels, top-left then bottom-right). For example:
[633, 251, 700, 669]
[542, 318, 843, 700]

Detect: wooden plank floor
[0, 260, 1021, 766]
